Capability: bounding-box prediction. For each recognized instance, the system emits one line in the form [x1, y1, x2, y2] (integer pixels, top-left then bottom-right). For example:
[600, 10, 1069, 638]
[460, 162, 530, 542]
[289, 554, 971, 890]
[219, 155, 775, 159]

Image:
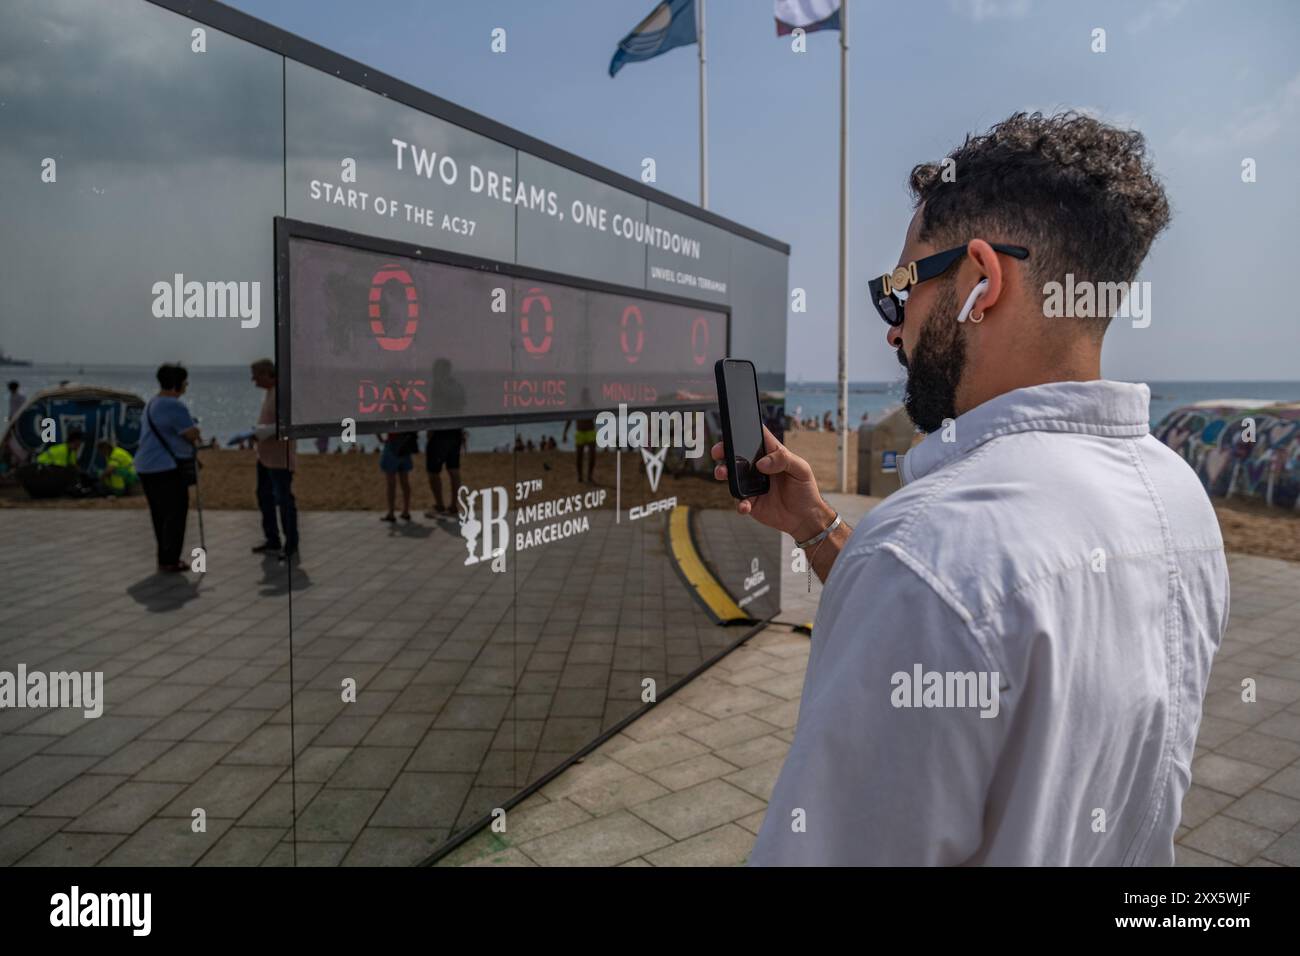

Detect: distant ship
[0, 347, 32, 367]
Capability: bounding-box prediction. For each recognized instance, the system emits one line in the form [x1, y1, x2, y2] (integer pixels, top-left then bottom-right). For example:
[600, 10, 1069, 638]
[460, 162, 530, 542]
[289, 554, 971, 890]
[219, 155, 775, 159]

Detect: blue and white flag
[774, 0, 841, 35]
[609, 0, 698, 77]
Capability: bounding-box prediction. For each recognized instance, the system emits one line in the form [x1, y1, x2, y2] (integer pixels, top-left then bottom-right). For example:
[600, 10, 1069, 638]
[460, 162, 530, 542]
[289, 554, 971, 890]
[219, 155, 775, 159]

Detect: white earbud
[956, 278, 989, 323]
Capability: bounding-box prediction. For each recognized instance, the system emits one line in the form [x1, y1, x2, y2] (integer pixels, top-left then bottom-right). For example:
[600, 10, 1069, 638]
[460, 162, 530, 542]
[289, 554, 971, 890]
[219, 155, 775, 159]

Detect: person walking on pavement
[249, 358, 299, 563]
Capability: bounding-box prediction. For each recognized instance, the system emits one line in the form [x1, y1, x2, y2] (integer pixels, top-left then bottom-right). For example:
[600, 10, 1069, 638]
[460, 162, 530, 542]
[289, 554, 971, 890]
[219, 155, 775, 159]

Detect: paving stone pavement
[4, 497, 1298, 867]
[0, 504, 775, 866]
[441, 494, 1300, 866]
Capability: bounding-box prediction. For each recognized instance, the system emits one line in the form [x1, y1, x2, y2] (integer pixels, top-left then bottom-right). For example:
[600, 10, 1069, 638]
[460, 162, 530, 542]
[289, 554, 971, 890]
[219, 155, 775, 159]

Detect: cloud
[1127, 0, 1189, 34]
[948, 0, 1032, 22]
[1170, 70, 1300, 153]
[0, 0, 282, 163]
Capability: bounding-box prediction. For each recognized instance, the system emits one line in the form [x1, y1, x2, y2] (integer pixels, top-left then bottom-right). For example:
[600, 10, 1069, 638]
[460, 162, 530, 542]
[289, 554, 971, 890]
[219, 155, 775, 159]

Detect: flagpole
[698, 0, 708, 208]
[836, 0, 850, 492]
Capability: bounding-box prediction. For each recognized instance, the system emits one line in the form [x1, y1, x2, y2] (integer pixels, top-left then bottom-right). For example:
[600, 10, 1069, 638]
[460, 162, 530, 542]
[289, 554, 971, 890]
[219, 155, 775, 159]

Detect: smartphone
[714, 358, 770, 499]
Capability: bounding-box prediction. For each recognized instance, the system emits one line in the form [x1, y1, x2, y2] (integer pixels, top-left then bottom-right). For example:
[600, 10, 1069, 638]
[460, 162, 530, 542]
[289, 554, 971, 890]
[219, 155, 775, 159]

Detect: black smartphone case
[714, 358, 770, 500]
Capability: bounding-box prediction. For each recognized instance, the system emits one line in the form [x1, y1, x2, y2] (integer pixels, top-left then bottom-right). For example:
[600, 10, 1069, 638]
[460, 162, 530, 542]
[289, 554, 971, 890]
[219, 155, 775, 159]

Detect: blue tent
[3, 383, 144, 474]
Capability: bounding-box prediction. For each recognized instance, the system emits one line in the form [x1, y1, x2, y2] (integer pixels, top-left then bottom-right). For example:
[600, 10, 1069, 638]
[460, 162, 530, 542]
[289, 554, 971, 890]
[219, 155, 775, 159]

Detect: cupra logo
[369, 263, 419, 351]
[640, 445, 667, 493]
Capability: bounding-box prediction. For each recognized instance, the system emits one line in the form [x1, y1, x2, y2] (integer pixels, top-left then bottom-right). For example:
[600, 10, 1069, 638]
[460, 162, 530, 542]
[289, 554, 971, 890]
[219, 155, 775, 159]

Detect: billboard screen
[278, 222, 729, 436]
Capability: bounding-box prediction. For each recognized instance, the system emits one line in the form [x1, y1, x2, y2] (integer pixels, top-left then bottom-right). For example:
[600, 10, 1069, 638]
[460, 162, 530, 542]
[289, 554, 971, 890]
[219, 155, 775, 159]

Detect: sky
[3, 0, 1298, 382]
[223, 0, 1300, 382]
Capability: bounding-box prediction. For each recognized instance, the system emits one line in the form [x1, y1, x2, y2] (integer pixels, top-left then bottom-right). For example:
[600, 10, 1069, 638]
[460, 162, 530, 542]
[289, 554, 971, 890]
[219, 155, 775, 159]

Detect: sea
[783, 378, 1300, 432]
[6, 364, 1298, 452]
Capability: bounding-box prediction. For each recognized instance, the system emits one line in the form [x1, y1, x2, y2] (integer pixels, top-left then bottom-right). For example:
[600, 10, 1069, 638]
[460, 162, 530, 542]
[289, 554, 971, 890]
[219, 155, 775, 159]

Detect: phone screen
[717, 359, 769, 498]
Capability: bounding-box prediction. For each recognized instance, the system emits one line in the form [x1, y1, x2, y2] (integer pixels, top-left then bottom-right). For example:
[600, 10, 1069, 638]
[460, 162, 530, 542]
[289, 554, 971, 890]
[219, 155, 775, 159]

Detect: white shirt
[750, 381, 1229, 866]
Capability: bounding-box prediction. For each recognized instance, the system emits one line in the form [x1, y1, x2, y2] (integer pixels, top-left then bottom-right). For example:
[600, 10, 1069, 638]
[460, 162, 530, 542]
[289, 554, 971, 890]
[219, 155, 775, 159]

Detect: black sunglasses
[868, 243, 1029, 327]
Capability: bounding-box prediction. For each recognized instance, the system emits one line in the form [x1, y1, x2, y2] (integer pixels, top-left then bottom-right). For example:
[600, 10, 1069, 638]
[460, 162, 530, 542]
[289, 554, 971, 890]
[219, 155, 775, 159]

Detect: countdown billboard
[275, 218, 728, 437]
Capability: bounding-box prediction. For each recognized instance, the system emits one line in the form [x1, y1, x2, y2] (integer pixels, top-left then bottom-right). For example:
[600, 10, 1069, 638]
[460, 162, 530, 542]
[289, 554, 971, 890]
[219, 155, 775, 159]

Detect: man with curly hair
[723, 112, 1229, 865]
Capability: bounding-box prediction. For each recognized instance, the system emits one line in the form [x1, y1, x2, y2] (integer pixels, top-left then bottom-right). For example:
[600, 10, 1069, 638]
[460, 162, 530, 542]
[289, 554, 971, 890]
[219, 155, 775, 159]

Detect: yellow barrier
[667, 506, 751, 624]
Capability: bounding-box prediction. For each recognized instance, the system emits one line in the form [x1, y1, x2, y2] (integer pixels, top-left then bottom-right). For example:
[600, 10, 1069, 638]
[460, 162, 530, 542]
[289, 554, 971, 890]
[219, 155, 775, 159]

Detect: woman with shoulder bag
[135, 363, 201, 572]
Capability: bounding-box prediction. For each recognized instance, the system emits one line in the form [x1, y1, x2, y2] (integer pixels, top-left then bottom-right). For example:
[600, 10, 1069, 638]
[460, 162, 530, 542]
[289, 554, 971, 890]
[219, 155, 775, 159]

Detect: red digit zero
[691, 316, 710, 366]
[620, 304, 644, 364]
[368, 263, 418, 352]
[520, 287, 554, 357]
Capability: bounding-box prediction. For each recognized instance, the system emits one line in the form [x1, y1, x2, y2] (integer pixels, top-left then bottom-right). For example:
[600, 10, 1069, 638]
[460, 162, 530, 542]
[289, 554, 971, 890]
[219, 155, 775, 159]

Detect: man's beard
[897, 280, 966, 434]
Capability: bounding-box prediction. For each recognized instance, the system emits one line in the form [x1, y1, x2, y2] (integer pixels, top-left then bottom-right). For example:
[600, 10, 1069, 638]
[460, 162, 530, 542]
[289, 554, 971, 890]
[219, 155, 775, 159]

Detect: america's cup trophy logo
[457, 487, 482, 565]
[458, 484, 510, 566]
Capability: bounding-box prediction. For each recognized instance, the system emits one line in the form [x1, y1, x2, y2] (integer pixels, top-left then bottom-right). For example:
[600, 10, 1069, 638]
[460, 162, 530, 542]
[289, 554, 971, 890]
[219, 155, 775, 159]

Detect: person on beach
[249, 359, 299, 563]
[562, 387, 598, 484]
[36, 427, 84, 469]
[380, 431, 417, 521]
[562, 417, 598, 482]
[135, 363, 200, 573]
[424, 428, 465, 518]
[423, 359, 468, 517]
[95, 439, 137, 496]
[720, 113, 1229, 866]
[34, 427, 96, 496]
[7, 381, 25, 423]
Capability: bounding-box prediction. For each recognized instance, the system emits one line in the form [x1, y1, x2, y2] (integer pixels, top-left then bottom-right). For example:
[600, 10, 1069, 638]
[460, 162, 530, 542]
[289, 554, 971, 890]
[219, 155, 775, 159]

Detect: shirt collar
[899, 380, 1151, 486]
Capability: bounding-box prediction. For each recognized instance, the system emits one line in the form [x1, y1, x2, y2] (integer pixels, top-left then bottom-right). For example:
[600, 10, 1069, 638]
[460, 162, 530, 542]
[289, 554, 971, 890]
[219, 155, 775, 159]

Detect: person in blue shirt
[135, 363, 201, 572]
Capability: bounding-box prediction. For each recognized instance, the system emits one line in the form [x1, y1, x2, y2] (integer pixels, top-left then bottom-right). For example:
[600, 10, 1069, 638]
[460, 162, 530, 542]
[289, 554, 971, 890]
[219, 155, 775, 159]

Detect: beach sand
[4, 431, 1298, 562]
[786, 429, 860, 493]
[0, 446, 737, 515]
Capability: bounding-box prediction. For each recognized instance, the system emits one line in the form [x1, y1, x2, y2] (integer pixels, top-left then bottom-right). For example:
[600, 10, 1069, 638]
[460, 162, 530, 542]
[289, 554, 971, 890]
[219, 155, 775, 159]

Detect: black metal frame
[275, 216, 732, 438]
[147, 0, 788, 255]
[125, 0, 787, 868]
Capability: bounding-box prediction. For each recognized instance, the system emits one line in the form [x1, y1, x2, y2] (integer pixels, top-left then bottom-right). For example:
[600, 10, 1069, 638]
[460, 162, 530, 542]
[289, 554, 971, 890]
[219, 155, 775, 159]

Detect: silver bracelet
[796, 513, 842, 551]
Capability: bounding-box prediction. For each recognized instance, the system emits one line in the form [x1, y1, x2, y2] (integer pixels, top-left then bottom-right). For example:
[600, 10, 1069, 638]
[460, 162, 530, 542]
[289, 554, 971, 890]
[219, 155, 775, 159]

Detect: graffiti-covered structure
[1154, 401, 1300, 509]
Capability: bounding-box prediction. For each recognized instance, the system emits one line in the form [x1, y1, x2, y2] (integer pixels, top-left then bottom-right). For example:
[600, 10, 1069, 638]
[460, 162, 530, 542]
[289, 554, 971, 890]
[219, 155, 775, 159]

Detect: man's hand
[712, 426, 836, 542]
